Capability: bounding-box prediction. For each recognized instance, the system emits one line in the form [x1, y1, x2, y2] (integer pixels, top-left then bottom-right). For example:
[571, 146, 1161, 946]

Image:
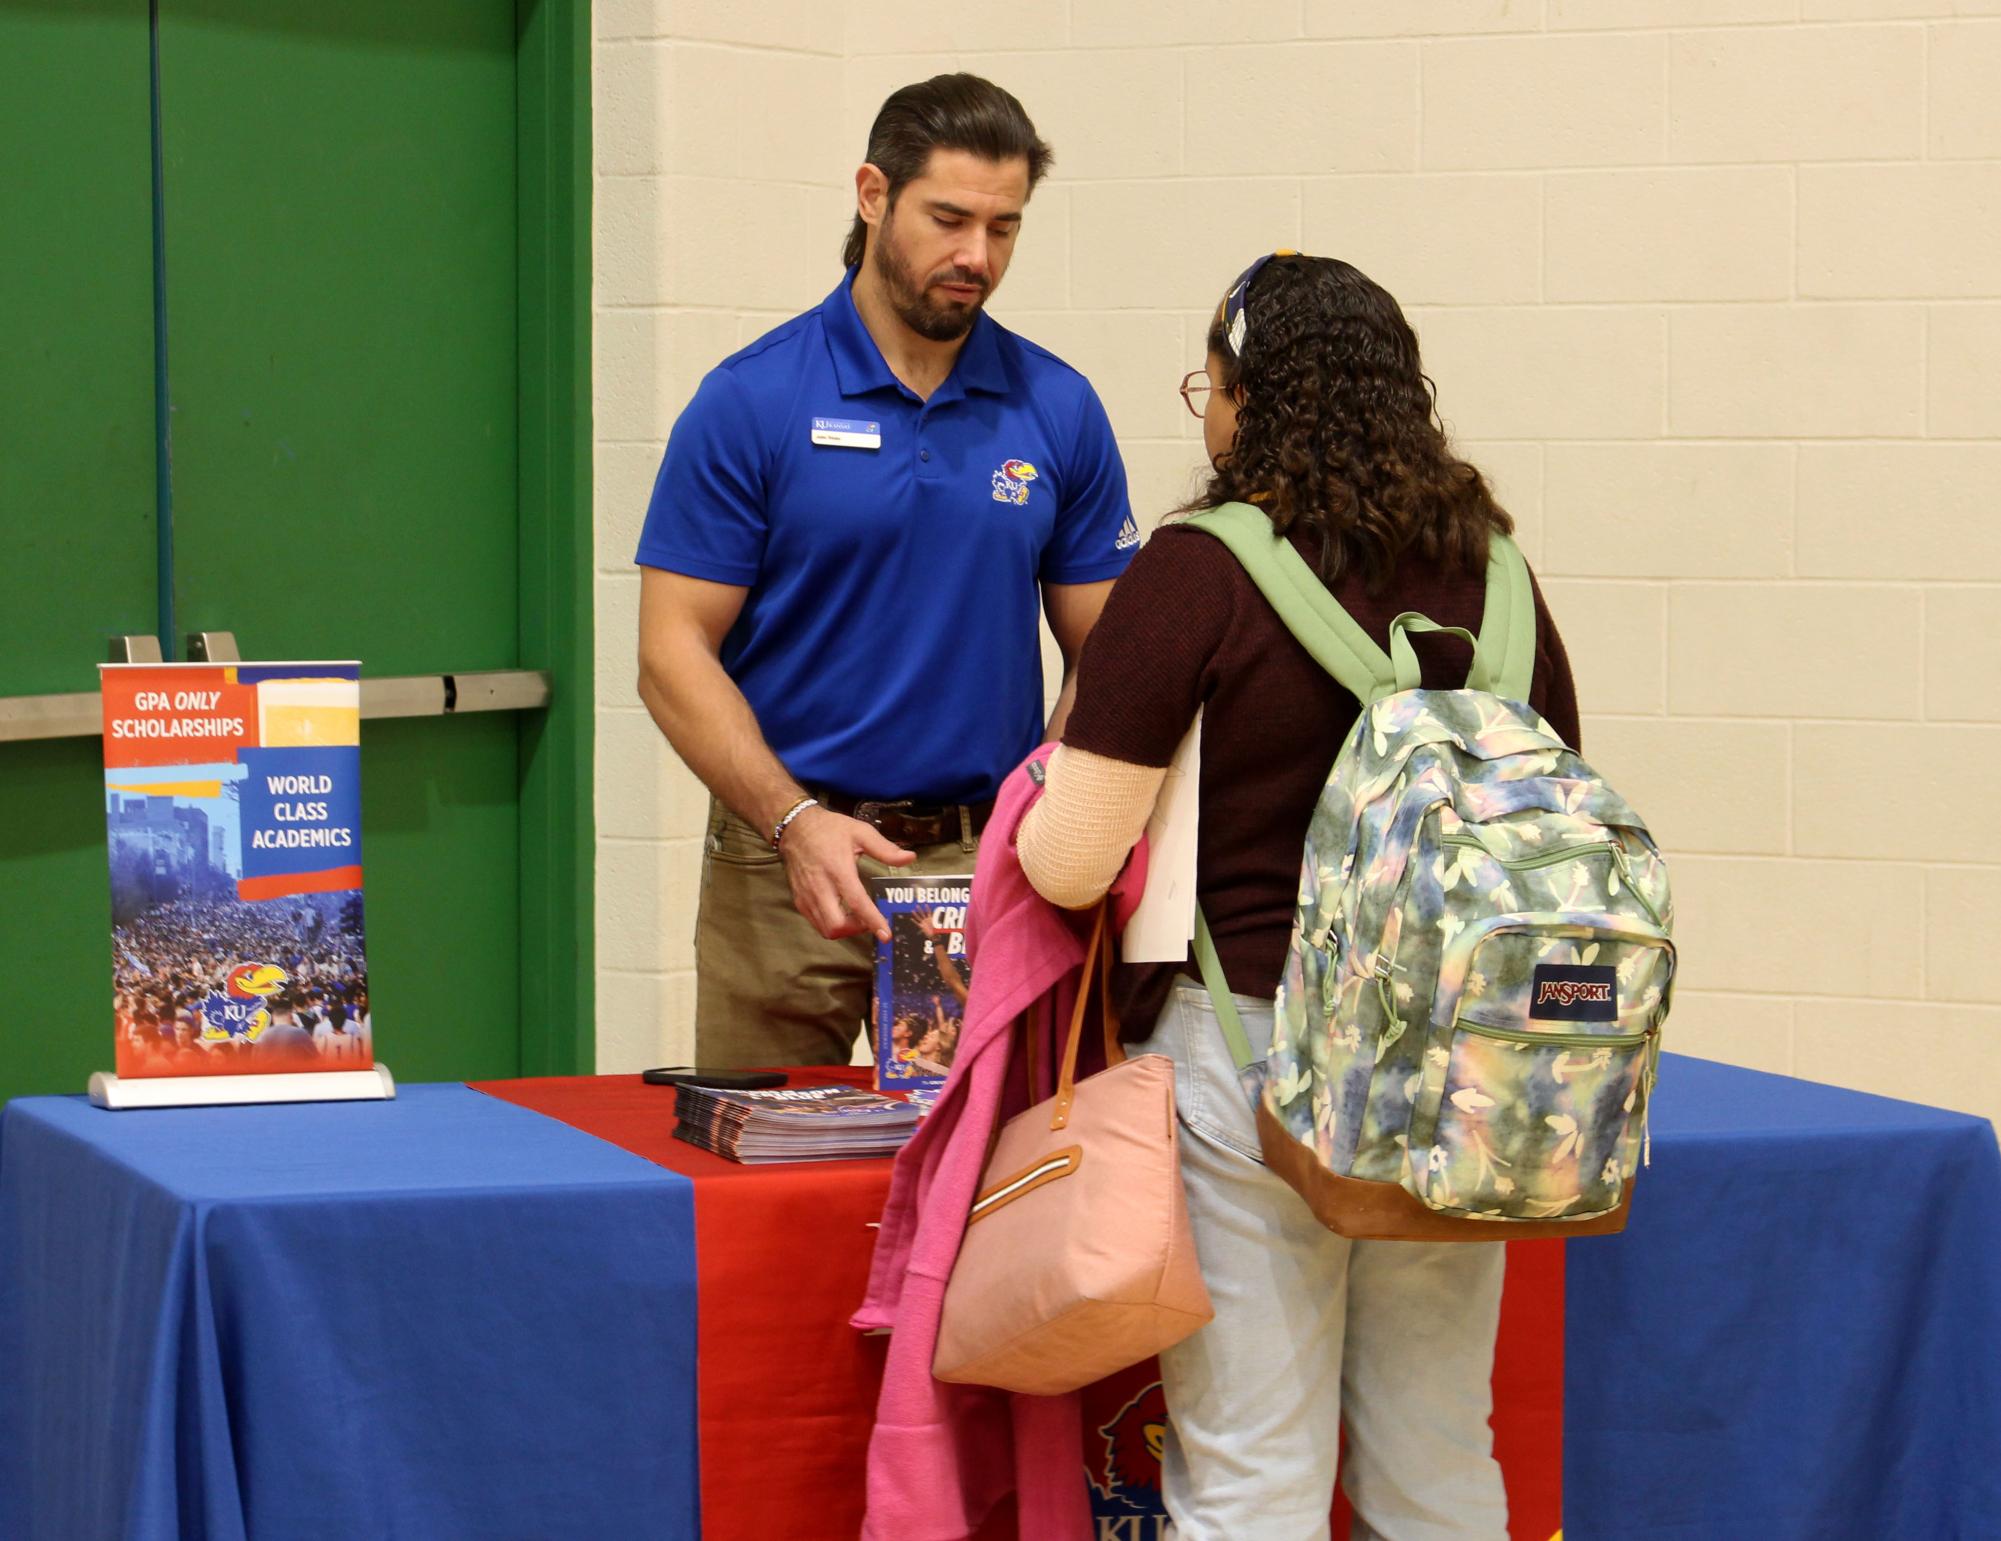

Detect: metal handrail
[0, 669, 551, 744]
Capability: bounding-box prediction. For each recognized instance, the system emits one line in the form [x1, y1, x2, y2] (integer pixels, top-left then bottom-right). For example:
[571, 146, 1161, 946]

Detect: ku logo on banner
[991, 458, 1038, 505]
[198, 962, 289, 1043]
[1089, 1381, 1174, 1538]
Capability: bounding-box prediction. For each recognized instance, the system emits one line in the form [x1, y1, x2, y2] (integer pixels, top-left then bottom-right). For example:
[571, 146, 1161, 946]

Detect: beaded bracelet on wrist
[770, 795, 819, 850]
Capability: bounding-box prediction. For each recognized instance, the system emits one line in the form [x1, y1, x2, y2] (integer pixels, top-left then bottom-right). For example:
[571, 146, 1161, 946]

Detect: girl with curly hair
[1017, 254, 1582, 1540]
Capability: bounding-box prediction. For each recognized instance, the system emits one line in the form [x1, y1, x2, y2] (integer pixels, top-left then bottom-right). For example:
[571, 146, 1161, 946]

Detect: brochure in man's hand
[869, 874, 973, 1105]
[672, 1082, 920, 1163]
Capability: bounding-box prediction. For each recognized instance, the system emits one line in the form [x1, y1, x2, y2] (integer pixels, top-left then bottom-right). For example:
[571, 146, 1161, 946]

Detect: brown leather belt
[815, 790, 995, 848]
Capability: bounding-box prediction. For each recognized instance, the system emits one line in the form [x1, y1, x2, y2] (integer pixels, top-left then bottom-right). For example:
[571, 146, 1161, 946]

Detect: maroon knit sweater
[1062, 522, 1582, 1039]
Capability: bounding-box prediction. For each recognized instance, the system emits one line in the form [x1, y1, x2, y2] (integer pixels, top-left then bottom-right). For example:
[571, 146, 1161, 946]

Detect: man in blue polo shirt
[635, 74, 1136, 1068]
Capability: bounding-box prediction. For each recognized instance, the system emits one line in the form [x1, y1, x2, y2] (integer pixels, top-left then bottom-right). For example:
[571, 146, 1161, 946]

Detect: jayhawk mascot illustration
[1092, 1380, 1169, 1507]
[991, 458, 1038, 505]
[198, 962, 290, 1043]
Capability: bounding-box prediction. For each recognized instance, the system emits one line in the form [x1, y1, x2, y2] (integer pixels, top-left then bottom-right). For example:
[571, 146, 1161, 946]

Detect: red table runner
[474, 1071, 1562, 1540]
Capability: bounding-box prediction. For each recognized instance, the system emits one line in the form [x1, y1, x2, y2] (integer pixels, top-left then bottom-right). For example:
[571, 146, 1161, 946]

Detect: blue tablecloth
[0, 1083, 698, 1541]
[5, 1063, 1996, 1539]
[1566, 1054, 2001, 1538]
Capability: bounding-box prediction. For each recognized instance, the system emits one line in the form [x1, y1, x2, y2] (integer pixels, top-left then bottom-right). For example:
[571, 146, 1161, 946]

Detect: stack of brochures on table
[672, 1082, 921, 1163]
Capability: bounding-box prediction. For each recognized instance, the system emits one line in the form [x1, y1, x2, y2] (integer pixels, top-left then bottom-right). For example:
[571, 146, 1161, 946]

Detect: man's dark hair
[843, 73, 1053, 269]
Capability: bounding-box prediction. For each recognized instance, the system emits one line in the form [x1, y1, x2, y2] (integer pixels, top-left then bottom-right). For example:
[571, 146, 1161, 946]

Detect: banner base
[87, 1064, 396, 1110]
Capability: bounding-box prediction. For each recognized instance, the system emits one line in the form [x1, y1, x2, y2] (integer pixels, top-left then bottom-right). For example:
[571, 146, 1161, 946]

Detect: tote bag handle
[1048, 903, 1124, 1131]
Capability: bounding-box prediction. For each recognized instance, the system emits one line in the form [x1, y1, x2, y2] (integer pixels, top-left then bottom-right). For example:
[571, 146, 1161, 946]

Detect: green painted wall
[0, 1, 592, 1099]
[0, 2, 160, 1099]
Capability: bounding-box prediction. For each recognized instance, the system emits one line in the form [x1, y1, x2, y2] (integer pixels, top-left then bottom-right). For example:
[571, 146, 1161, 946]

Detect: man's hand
[778, 807, 915, 941]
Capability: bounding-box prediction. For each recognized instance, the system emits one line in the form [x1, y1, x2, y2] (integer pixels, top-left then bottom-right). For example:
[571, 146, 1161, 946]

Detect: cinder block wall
[591, 1, 2001, 1131]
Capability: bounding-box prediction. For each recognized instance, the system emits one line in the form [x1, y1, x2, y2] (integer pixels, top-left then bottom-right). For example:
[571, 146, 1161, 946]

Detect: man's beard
[872, 213, 989, 342]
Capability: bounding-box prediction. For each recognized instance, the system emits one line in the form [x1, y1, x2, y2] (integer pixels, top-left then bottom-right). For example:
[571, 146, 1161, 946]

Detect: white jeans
[1136, 984, 1510, 1541]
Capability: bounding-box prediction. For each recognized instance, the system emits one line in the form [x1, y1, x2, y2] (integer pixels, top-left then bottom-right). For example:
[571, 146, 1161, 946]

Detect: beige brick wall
[592, 4, 2001, 1133]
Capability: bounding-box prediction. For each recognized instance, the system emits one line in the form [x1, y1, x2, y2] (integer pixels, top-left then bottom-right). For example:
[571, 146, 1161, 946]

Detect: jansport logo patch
[991, 458, 1038, 505]
[1529, 963, 1618, 1022]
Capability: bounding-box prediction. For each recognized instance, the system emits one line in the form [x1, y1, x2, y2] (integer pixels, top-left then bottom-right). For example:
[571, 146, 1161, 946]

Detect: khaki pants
[692, 799, 980, 1069]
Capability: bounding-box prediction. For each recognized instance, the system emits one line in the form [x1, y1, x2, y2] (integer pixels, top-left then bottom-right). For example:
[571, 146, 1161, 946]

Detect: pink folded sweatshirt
[853, 744, 1148, 1541]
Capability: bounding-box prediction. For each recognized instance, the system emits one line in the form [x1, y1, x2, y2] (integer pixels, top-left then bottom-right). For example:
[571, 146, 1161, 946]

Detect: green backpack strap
[1181, 503, 1396, 708]
[1478, 531, 1536, 703]
[1194, 907, 1259, 1072]
[1388, 614, 1485, 694]
[1381, 532, 1538, 698]
[1181, 506, 1534, 705]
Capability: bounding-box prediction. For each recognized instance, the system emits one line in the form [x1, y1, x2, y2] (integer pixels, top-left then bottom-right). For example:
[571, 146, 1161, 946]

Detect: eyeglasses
[1178, 369, 1211, 420]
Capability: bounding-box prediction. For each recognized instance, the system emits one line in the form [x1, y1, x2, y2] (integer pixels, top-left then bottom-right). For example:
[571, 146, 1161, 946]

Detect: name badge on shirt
[810, 416, 881, 450]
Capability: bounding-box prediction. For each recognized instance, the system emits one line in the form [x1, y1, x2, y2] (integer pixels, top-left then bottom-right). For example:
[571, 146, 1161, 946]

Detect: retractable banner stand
[90, 662, 392, 1109]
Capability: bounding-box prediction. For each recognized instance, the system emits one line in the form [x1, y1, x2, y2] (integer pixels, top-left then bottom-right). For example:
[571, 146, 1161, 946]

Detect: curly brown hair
[1183, 255, 1512, 591]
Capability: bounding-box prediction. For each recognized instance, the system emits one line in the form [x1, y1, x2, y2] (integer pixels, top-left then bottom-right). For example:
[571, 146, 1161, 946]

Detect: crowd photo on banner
[111, 893, 370, 1077]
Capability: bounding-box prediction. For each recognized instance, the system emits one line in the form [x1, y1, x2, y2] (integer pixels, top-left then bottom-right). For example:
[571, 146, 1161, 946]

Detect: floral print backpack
[1183, 504, 1675, 1240]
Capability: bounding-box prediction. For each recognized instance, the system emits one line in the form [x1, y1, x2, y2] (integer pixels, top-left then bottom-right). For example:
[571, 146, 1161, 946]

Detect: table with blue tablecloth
[2, 1055, 1996, 1540]
[1564, 1056, 2001, 1537]
[0, 1083, 699, 1541]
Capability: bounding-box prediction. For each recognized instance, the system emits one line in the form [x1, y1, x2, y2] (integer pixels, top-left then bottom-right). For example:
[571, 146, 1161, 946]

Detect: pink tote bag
[933, 906, 1213, 1396]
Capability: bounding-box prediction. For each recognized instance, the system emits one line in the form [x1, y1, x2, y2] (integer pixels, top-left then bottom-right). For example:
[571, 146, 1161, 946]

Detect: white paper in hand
[1123, 710, 1201, 963]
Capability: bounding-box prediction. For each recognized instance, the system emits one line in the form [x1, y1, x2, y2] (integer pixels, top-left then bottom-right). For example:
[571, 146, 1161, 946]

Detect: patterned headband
[1221, 248, 1302, 359]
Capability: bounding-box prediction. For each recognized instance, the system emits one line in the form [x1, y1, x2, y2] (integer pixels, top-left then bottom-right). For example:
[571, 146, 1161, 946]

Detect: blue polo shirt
[636, 272, 1136, 803]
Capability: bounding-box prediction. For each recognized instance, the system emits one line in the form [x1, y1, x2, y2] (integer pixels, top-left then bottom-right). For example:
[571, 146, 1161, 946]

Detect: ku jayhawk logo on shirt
[991, 458, 1039, 505]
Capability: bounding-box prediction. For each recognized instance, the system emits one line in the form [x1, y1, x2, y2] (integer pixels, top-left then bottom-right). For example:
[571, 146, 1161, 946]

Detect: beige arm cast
[1017, 745, 1167, 910]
